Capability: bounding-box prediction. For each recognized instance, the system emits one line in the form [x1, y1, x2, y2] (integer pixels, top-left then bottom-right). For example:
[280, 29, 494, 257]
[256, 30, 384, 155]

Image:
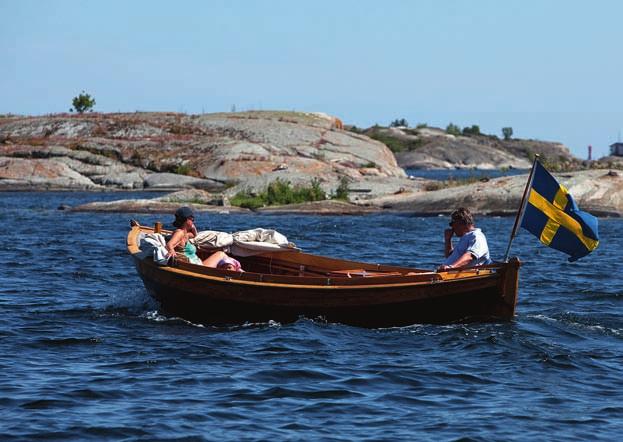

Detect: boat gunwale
[133, 255, 502, 290]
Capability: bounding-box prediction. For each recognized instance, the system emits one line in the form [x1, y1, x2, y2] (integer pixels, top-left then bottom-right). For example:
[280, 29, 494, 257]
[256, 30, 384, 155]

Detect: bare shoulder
[167, 229, 185, 245]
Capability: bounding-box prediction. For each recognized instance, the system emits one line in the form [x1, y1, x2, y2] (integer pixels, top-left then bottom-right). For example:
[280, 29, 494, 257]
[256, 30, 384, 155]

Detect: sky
[2, 0, 622, 158]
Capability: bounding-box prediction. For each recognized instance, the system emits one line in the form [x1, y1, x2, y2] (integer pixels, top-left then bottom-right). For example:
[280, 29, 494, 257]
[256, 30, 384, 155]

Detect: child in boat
[166, 206, 230, 267]
[216, 256, 243, 272]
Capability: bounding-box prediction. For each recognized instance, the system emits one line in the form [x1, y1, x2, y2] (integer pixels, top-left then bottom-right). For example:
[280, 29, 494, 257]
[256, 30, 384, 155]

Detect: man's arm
[438, 252, 475, 271]
[444, 228, 454, 257]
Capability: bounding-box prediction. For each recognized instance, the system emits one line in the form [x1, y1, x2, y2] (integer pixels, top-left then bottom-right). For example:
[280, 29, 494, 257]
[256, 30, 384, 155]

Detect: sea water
[1, 192, 621, 441]
[404, 168, 528, 181]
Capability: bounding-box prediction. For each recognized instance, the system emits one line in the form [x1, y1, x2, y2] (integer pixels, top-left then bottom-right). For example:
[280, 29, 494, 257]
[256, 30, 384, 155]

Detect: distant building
[611, 143, 623, 156]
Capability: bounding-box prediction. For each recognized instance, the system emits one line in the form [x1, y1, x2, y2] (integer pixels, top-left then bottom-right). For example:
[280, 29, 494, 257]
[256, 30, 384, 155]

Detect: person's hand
[166, 249, 178, 266]
[444, 228, 454, 242]
[437, 264, 453, 272]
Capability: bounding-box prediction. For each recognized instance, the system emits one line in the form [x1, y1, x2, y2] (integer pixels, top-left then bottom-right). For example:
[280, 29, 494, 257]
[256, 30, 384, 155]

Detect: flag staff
[503, 154, 540, 262]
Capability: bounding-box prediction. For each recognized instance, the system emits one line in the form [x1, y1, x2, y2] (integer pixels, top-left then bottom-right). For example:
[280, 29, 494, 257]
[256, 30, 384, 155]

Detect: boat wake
[102, 288, 158, 316]
[142, 310, 207, 328]
[528, 313, 623, 338]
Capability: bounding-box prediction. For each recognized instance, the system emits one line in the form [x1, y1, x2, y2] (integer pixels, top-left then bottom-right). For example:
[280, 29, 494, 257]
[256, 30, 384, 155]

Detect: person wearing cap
[165, 206, 229, 267]
[437, 207, 491, 272]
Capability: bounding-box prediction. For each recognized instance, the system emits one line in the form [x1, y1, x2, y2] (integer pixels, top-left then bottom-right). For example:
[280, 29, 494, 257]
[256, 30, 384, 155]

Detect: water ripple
[1, 192, 623, 440]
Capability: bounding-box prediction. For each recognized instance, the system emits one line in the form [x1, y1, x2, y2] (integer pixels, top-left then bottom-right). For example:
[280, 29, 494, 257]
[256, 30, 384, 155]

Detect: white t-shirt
[442, 228, 491, 267]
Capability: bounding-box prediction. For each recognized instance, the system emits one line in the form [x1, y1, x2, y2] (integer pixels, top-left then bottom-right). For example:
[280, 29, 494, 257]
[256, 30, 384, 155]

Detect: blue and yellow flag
[520, 161, 599, 262]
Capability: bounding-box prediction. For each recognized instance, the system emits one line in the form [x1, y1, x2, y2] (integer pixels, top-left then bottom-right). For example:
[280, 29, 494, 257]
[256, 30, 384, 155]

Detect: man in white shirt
[437, 207, 491, 271]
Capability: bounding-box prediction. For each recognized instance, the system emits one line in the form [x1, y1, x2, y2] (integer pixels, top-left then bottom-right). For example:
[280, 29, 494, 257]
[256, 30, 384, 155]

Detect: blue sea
[404, 168, 528, 181]
[1, 191, 622, 441]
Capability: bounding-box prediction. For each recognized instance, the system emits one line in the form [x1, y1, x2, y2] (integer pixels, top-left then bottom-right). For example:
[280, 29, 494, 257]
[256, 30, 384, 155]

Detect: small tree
[390, 118, 409, 128]
[502, 127, 513, 140]
[462, 125, 481, 136]
[446, 123, 461, 136]
[333, 176, 350, 201]
[71, 91, 96, 113]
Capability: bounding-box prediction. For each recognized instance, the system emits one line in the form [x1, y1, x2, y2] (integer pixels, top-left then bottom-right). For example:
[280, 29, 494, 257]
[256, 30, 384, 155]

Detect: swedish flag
[520, 161, 599, 262]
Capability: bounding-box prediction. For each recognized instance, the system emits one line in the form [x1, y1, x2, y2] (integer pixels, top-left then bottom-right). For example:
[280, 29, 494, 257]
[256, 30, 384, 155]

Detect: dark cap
[172, 206, 194, 228]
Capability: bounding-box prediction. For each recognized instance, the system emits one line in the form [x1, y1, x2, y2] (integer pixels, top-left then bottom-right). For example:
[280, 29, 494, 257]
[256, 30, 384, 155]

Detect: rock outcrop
[68, 169, 622, 217]
[0, 112, 406, 195]
[367, 126, 578, 170]
[0, 156, 100, 189]
[375, 169, 623, 217]
[70, 189, 250, 214]
[4, 112, 621, 216]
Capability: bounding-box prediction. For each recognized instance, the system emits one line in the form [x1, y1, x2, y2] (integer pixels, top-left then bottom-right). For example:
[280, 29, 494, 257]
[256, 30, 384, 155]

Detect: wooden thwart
[326, 269, 403, 278]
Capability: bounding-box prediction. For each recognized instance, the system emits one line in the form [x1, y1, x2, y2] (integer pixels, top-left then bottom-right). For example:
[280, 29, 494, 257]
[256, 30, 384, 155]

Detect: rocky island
[1, 111, 621, 216]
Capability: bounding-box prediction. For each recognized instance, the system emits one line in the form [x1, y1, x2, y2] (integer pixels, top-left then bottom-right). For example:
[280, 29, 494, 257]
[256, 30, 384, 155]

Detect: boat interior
[130, 223, 498, 285]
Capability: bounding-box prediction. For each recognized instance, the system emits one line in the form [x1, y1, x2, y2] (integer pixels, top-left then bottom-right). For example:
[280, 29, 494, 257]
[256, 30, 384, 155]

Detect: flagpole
[503, 154, 540, 262]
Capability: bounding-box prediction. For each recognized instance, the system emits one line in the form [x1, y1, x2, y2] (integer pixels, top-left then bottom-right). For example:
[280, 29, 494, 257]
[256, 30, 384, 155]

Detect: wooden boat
[127, 223, 521, 327]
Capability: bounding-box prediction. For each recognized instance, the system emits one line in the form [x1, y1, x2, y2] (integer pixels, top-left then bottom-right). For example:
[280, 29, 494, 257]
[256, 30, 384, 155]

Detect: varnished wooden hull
[128, 225, 520, 327]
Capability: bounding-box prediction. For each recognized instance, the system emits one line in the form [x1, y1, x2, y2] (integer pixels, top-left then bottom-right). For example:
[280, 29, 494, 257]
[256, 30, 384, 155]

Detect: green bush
[333, 176, 350, 201]
[424, 175, 485, 191]
[346, 125, 364, 134]
[229, 190, 265, 210]
[368, 131, 423, 153]
[173, 164, 193, 175]
[308, 178, 325, 200]
[462, 125, 481, 136]
[230, 178, 327, 209]
[502, 127, 513, 140]
[71, 91, 96, 113]
[390, 118, 409, 127]
[446, 123, 461, 136]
